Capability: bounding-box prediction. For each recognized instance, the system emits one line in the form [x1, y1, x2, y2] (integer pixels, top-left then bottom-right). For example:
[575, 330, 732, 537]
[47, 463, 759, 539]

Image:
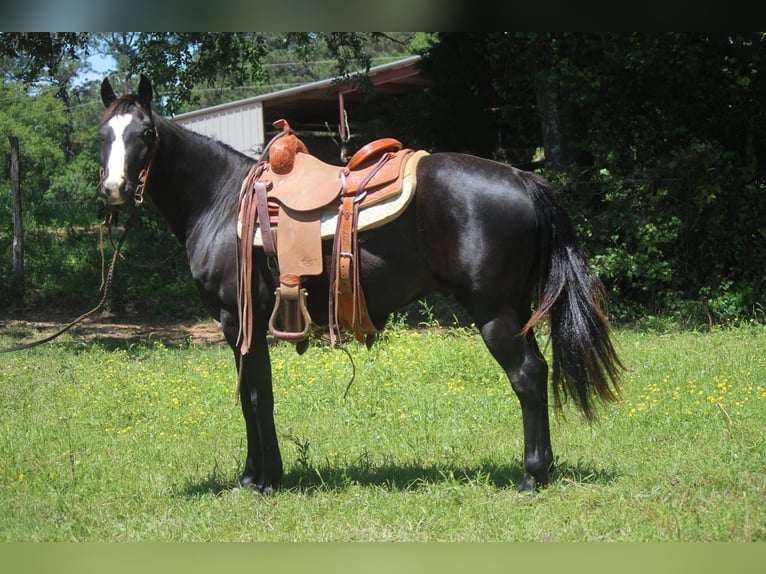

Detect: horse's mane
[162, 115, 252, 161]
[154, 112, 254, 223]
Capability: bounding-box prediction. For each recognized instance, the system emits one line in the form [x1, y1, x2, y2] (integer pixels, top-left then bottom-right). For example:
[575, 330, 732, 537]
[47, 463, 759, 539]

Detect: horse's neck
[149, 118, 246, 244]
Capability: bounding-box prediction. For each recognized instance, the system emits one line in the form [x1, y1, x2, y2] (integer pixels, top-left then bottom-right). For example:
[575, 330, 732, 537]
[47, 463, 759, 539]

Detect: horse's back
[416, 152, 538, 233]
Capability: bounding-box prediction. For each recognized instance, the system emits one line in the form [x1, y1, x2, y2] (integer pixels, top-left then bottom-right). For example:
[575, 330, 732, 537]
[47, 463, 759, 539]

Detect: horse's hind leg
[474, 305, 553, 492]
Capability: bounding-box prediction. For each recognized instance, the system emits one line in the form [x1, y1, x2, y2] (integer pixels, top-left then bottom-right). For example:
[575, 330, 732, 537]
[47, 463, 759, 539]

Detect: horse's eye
[142, 128, 156, 139]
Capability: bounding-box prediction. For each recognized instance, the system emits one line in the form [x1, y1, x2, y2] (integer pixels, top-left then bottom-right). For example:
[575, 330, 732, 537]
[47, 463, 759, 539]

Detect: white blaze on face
[103, 113, 133, 191]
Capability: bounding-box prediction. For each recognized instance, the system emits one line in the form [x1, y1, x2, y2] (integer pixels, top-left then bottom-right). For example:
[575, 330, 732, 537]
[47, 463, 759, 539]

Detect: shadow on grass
[0, 329, 193, 353]
[179, 458, 618, 498]
[280, 461, 525, 492]
[0, 313, 219, 353]
[1, 330, 283, 354]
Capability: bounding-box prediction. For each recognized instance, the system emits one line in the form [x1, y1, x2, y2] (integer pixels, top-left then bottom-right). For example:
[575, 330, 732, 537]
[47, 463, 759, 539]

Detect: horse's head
[98, 74, 159, 206]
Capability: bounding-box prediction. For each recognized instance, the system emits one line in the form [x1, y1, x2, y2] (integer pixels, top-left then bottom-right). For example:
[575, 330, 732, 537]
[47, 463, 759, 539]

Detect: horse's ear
[137, 74, 153, 108]
[101, 77, 117, 108]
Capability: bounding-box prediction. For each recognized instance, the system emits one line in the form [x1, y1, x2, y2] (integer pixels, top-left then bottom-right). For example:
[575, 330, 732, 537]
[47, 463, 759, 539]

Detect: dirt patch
[0, 309, 226, 347]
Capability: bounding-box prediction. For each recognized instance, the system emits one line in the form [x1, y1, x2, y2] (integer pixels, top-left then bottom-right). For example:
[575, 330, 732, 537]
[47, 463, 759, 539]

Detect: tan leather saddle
[237, 120, 425, 353]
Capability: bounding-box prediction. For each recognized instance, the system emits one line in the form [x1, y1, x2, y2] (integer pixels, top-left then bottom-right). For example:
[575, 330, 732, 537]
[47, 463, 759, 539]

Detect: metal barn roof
[173, 55, 428, 158]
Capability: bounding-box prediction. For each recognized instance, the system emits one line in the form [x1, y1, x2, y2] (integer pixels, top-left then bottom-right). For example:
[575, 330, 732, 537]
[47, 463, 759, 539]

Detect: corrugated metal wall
[174, 101, 264, 158]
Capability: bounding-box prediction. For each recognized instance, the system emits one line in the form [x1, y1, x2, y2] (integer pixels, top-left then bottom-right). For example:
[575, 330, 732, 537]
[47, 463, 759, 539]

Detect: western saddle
[236, 120, 426, 354]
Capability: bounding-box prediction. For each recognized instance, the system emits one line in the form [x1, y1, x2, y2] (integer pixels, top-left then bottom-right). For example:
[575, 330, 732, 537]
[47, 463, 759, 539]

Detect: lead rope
[0, 209, 137, 354]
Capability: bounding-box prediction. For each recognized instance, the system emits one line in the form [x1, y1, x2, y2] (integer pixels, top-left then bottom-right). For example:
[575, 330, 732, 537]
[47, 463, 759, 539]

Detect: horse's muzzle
[100, 179, 131, 206]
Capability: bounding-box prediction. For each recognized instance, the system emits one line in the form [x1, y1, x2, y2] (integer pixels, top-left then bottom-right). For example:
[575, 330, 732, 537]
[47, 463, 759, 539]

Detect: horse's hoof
[519, 476, 537, 494]
[238, 474, 257, 490]
[519, 470, 551, 494]
[238, 474, 278, 495]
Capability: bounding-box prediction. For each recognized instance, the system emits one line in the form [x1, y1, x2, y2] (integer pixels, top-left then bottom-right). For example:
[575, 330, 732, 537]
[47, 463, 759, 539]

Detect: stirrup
[268, 287, 312, 342]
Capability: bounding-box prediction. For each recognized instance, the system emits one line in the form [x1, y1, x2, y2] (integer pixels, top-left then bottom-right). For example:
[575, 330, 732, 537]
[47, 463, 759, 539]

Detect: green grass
[1, 321, 765, 541]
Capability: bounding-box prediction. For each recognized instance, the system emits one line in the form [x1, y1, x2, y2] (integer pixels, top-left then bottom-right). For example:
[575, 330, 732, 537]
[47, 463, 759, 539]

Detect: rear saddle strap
[329, 194, 377, 348]
[326, 152, 398, 346]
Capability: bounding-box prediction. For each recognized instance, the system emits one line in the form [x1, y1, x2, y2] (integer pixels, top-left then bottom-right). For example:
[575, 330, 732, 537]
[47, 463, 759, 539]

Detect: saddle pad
[248, 150, 428, 246]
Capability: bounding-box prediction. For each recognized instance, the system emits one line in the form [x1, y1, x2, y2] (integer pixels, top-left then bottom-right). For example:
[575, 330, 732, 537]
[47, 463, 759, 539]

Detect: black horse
[98, 75, 623, 493]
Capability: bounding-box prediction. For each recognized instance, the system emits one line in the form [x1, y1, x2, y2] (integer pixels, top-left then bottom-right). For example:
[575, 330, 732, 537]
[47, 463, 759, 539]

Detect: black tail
[521, 172, 624, 419]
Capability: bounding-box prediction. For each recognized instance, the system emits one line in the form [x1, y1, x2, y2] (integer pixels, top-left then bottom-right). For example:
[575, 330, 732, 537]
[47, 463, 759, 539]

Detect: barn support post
[9, 136, 24, 298]
[338, 91, 349, 163]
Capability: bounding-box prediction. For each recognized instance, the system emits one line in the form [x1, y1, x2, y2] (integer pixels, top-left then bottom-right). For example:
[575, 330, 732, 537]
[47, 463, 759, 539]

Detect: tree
[123, 32, 417, 114]
[0, 33, 88, 83]
[0, 32, 93, 163]
[419, 33, 766, 321]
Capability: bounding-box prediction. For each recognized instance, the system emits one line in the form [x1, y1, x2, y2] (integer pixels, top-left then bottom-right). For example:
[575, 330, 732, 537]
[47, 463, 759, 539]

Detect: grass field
[1, 319, 764, 541]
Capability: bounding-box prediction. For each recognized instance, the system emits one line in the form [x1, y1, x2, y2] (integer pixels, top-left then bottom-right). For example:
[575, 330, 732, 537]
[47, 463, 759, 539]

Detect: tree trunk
[535, 75, 576, 174]
[9, 136, 24, 297]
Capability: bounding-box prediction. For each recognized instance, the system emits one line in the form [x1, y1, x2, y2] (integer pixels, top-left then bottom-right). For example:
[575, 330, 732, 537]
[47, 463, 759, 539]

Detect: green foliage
[413, 33, 766, 325]
[129, 33, 269, 115]
[0, 78, 191, 312]
[0, 33, 88, 83]
[516, 33, 766, 324]
[183, 33, 420, 112]
[0, 82, 68, 197]
[109, 210, 204, 317]
[42, 152, 101, 225]
[0, 81, 70, 302]
[124, 33, 420, 115]
[550, 138, 766, 324]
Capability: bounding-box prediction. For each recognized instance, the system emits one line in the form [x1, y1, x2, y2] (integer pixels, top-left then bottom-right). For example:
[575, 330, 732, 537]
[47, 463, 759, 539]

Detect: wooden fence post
[9, 136, 24, 297]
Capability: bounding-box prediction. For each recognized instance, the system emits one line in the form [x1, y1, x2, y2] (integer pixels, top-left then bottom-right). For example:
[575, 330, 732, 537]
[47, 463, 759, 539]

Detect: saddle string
[340, 344, 357, 399]
[301, 331, 358, 399]
[327, 152, 393, 347]
[236, 165, 263, 355]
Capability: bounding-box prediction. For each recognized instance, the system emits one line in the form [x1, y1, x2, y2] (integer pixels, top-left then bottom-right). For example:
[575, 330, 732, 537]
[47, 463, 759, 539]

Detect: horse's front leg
[222, 304, 282, 494]
[236, 340, 283, 493]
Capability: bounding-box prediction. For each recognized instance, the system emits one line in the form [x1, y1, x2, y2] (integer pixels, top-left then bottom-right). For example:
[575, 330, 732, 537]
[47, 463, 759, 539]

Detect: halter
[133, 126, 160, 207]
